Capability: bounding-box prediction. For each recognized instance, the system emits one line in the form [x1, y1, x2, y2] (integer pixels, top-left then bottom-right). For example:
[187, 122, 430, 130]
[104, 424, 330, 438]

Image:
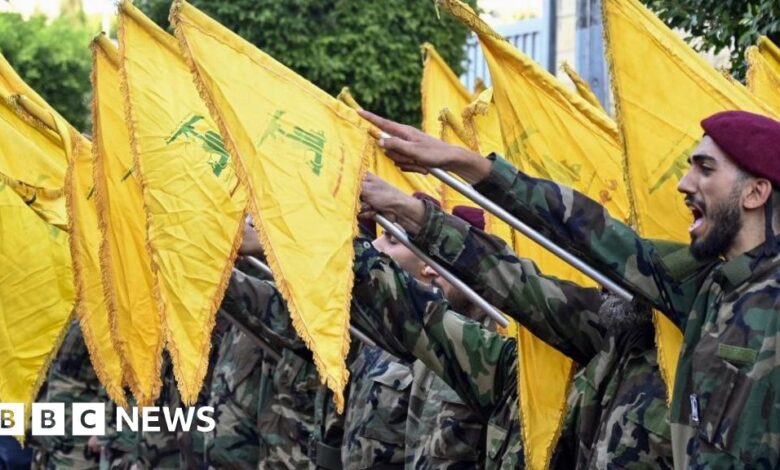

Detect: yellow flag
[0, 52, 64, 121]
[0, 96, 67, 229]
[460, 87, 514, 246]
[421, 43, 471, 210]
[337, 87, 442, 202]
[747, 45, 780, 114]
[172, 0, 371, 411]
[118, 1, 247, 404]
[439, 3, 633, 467]
[561, 62, 604, 111]
[50, 114, 127, 406]
[0, 163, 74, 437]
[603, 0, 778, 396]
[91, 34, 164, 405]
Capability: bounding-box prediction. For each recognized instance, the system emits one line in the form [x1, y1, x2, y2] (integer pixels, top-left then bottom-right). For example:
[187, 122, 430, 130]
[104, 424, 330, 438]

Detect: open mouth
[687, 203, 704, 235]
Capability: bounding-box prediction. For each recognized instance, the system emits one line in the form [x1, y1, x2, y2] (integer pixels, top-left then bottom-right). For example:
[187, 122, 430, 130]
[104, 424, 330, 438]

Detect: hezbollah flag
[603, 0, 777, 396]
[747, 38, 780, 114]
[49, 111, 127, 407]
[561, 62, 604, 111]
[422, 43, 512, 247]
[439, 2, 632, 467]
[460, 87, 514, 246]
[91, 34, 165, 405]
[118, 1, 247, 404]
[172, 0, 372, 411]
[0, 113, 74, 436]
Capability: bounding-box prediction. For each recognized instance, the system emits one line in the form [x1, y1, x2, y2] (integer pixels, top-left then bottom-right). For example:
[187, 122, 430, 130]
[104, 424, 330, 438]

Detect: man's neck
[725, 224, 779, 260]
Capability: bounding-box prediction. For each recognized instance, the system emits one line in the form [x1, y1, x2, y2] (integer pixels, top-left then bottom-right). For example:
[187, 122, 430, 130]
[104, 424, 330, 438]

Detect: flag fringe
[171, 0, 362, 412]
[90, 37, 145, 406]
[116, 8, 168, 407]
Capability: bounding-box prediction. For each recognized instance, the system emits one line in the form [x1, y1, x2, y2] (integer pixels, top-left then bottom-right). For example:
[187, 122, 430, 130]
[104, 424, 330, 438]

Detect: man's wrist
[391, 195, 426, 235]
[447, 147, 492, 184]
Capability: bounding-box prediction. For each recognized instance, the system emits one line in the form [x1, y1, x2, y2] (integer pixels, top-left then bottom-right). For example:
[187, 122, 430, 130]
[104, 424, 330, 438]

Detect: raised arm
[350, 238, 517, 422]
[358, 109, 709, 329]
[411, 200, 605, 363]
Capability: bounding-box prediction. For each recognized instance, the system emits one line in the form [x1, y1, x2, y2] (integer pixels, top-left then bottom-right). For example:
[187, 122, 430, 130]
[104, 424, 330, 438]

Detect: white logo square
[32, 403, 65, 436]
[72, 403, 105, 436]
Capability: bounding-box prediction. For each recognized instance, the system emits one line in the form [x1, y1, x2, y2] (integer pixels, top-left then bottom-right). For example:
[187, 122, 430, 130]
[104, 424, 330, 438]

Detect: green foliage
[641, 0, 780, 79]
[0, 12, 93, 131]
[136, 0, 476, 126]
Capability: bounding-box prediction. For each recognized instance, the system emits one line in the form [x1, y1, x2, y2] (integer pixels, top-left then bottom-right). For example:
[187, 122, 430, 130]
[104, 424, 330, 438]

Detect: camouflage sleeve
[351, 238, 517, 422]
[222, 271, 309, 355]
[472, 154, 703, 328]
[412, 202, 605, 364]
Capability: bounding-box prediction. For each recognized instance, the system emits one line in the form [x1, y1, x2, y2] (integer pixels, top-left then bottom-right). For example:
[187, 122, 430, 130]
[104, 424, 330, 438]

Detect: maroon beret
[452, 205, 486, 231]
[412, 191, 442, 208]
[701, 111, 780, 187]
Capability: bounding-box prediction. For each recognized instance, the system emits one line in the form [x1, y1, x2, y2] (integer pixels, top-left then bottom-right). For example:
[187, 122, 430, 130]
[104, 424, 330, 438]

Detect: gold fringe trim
[5, 94, 64, 149]
[460, 90, 491, 152]
[90, 39, 134, 407]
[62, 126, 127, 407]
[172, 0, 367, 412]
[116, 9, 167, 406]
[600, 0, 641, 232]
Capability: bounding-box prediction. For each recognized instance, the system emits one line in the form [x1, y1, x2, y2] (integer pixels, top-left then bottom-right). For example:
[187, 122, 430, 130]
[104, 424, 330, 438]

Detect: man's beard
[689, 187, 743, 261]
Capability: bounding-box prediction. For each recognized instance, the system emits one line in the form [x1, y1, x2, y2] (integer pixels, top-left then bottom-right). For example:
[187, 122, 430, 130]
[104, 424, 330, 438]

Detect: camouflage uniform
[412, 200, 677, 468]
[205, 321, 265, 469]
[33, 321, 103, 470]
[101, 355, 181, 469]
[341, 342, 412, 469]
[349, 239, 523, 469]
[405, 360, 486, 468]
[221, 270, 340, 469]
[472, 154, 780, 468]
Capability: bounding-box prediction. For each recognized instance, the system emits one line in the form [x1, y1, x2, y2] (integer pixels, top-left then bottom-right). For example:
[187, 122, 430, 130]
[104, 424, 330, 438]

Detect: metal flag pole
[374, 214, 509, 328]
[428, 167, 634, 302]
[245, 256, 377, 347]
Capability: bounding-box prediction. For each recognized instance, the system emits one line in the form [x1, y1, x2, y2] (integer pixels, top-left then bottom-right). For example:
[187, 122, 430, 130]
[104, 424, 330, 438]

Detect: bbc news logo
[0, 403, 215, 436]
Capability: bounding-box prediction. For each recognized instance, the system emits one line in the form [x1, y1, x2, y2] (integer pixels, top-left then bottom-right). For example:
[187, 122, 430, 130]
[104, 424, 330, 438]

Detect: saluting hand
[358, 110, 491, 184]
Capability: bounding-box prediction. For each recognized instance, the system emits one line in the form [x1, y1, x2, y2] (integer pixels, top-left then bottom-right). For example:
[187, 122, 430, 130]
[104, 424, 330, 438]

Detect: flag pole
[374, 214, 509, 328]
[428, 167, 634, 302]
[244, 256, 377, 347]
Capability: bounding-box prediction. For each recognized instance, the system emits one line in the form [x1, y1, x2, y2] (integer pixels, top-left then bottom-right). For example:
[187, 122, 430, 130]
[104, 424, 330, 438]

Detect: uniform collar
[714, 246, 780, 292]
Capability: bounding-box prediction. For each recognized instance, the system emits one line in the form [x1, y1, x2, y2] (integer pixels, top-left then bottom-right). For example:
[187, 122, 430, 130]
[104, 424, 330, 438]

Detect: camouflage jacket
[205, 321, 265, 469]
[342, 342, 412, 469]
[405, 358, 485, 469]
[474, 155, 780, 468]
[412, 201, 673, 468]
[350, 239, 523, 469]
[222, 271, 341, 470]
[101, 354, 181, 469]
